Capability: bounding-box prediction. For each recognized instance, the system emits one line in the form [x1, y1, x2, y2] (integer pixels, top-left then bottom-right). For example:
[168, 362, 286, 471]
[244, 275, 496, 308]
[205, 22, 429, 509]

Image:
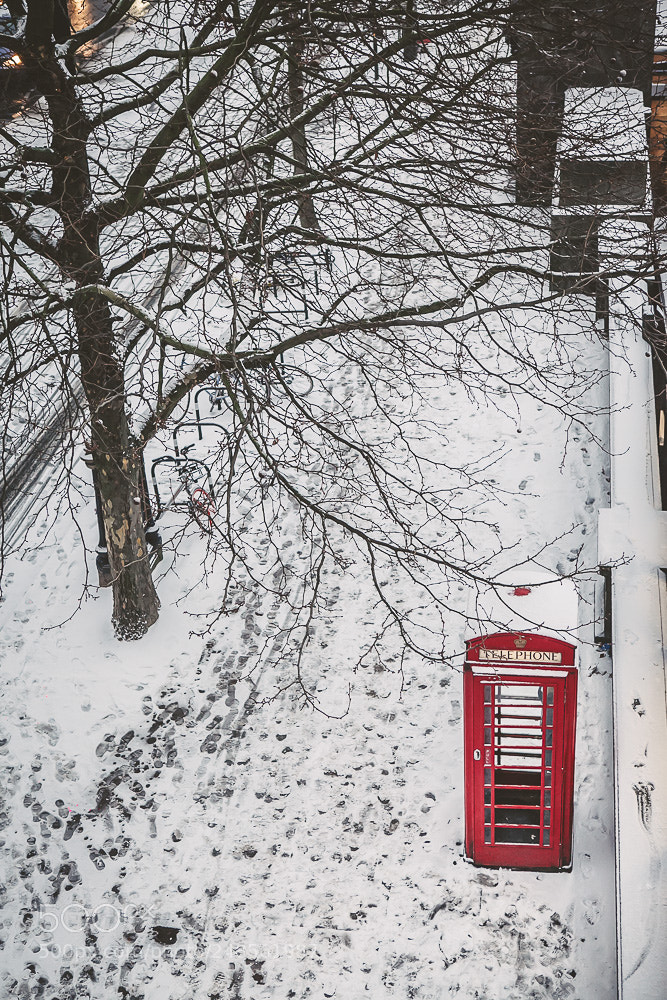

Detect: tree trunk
[24, 0, 160, 638]
[69, 217, 160, 638]
[75, 291, 160, 639]
[281, 4, 320, 232]
[97, 436, 160, 640]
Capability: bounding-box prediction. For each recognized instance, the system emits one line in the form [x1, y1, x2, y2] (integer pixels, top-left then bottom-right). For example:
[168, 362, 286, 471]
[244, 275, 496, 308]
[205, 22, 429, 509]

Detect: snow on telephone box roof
[468, 567, 580, 646]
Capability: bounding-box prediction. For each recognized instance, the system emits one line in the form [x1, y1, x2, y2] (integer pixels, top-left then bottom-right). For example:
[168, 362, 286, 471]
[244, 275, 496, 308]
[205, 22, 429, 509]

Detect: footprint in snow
[583, 808, 607, 834]
[200, 732, 222, 753]
[34, 721, 60, 746]
[96, 734, 116, 758]
[579, 852, 593, 879]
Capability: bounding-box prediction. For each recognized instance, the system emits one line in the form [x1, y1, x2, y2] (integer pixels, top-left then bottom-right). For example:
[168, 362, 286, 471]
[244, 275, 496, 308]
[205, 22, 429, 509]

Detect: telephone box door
[464, 634, 577, 871]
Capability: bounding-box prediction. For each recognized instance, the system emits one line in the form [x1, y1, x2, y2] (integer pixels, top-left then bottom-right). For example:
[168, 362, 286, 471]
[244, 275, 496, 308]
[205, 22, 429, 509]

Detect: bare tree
[0, 1, 651, 644]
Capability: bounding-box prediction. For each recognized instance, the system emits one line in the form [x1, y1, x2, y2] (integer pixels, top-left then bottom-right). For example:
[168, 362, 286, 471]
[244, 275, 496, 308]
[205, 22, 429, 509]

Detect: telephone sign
[464, 632, 577, 871]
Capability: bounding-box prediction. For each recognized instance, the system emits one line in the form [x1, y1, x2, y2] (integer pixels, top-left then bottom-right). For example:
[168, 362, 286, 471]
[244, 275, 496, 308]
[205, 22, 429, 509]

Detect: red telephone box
[464, 632, 577, 871]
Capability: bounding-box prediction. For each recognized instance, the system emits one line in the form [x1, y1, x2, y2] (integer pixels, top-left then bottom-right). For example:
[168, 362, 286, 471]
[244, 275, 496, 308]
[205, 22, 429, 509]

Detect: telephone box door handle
[473, 749, 481, 761]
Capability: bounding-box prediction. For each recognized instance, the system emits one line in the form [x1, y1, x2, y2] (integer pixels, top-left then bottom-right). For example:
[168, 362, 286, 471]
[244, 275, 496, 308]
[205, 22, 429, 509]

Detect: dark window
[559, 159, 647, 206]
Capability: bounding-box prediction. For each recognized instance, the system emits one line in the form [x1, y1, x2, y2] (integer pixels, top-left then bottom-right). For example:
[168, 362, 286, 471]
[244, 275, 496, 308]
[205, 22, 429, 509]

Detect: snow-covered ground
[0, 295, 618, 999]
[0, 6, 630, 996]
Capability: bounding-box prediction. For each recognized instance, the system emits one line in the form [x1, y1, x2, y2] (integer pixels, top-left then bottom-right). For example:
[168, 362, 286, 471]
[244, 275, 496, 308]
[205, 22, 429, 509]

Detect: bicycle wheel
[190, 487, 216, 532]
[279, 366, 314, 396]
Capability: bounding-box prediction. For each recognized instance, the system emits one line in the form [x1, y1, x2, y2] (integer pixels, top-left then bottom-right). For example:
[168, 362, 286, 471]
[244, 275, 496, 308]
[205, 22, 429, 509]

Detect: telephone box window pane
[495, 807, 540, 826]
[495, 727, 542, 741]
[484, 827, 491, 843]
[484, 788, 491, 805]
[546, 707, 554, 726]
[544, 829, 550, 846]
[495, 827, 540, 844]
[498, 684, 542, 703]
[544, 809, 551, 827]
[544, 790, 551, 808]
[484, 728, 491, 745]
[495, 768, 541, 786]
[484, 706, 492, 725]
[484, 768, 492, 785]
[484, 685, 491, 703]
[496, 787, 540, 806]
[545, 770, 552, 787]
[545, 749, 553, 767]
[546, 730, 553, 748]
[484, 808, 491, 824]
[547, 688, 554, 705]
[496, 751, 542, 767]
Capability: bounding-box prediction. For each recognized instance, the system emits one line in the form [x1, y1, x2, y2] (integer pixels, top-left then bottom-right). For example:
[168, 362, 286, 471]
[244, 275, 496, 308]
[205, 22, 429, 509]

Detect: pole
[91, 466, 112, 588]
[139, 450, 162, 552]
